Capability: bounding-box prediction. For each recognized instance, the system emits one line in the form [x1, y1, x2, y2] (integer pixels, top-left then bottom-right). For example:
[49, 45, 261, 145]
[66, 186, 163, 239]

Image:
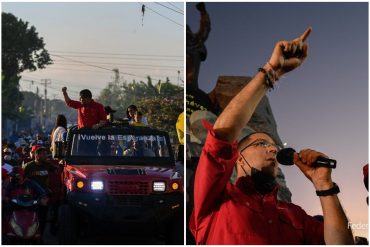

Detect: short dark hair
[126, 105, 138, 118]
[238, 131, 275, 151]
[80, 89, 92, 99]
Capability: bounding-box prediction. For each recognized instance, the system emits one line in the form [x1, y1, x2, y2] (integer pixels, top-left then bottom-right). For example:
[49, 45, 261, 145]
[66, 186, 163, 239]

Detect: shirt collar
[229, 176, 279, 212]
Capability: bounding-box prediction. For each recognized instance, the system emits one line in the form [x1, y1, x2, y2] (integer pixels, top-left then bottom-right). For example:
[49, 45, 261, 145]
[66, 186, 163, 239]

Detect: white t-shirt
[51, 126, 66, 158]
[52, 126, 66, 142]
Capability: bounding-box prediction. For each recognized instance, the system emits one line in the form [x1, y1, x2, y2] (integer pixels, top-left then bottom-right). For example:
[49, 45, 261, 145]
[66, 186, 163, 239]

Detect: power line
[52, 53, 180, 82]
[50, 53, 182, 62]
[52, 60, 182, 69]
[138, 3, 183, 27]
[49, 50, 182, 58]
[167, 2, 183, 12]
[154, 2, 183, 15]
[51, 54, 137, 76]
[51, 62, 182, 72]
[40, 67, 181, 82]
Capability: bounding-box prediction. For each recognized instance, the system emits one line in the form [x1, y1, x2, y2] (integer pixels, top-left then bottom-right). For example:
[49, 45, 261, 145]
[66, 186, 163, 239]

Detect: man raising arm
[190, 27, 354, 245]
[62, 87, 106, 129]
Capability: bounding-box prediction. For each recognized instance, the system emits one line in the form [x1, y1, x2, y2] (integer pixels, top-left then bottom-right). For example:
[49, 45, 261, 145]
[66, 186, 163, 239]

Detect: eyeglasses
[241, 139, 281, 152]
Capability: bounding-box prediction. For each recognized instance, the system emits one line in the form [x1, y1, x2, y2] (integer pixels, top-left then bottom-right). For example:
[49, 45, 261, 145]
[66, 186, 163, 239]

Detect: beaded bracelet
[258, 67, 275, 90]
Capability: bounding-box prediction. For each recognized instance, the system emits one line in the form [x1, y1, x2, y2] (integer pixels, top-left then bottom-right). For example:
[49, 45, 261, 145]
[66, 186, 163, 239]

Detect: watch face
[316, 183, 339, 197]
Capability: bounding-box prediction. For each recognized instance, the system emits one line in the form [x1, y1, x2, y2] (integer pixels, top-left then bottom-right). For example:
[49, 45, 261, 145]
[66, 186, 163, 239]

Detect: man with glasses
[189, 28, 354, 244]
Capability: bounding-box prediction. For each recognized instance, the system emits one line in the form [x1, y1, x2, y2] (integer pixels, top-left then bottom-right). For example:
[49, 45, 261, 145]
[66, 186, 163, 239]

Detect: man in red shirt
[62, 87, 107, 129]
[189, 28, 354, 244]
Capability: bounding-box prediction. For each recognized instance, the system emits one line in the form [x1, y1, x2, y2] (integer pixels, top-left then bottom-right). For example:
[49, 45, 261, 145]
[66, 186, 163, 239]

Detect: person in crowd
[151, 141, 160, 157]
[126, 105, 148, 125]
[126, 104, 138, 121]
[123, 143, 135, 156]
[133, 140, 155, 157]
[131, 112, 146, 127]
[189, 27, 354, 245]
[32, 132, 45, 146]
[2, 166, 48, 238]
[50, 114, 67, 159]
[62, 87, 107, 129]
[4, 166, 48, 205]
[19, 146, 31, 166]
[104, 106, 116, 123]
[3, 146, 19, 167]
[23, 146, 57, 234]
[159, 142, 169, 157]
[22, 144, 41, 168]
[23, 147, 50, 191]
[122, 139, 154, 157]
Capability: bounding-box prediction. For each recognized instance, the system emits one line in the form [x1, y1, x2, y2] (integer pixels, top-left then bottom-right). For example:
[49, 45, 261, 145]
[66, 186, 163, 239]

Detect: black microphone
[277, 147, 336, 169]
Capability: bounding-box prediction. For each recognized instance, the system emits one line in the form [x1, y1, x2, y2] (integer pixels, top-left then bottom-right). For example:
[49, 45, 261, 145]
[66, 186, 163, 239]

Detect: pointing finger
[299, 27, 312, 42]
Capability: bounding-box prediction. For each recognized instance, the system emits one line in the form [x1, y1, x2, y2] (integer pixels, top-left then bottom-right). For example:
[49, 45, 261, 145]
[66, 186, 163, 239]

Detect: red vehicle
[3, 194, 42, 244]
[57, 122, 183, 244]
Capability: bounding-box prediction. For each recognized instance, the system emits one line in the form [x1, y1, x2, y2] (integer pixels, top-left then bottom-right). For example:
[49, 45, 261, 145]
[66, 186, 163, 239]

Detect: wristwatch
[316, 182, 340, 196]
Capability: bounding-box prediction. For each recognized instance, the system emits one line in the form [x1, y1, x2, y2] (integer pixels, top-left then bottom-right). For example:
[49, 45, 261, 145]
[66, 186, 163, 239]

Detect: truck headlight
[91, 181, 104, 190]
[153, 181, 166, 192]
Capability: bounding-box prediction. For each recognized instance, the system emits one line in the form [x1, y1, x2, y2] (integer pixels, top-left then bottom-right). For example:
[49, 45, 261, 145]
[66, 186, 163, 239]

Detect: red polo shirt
[67, 99, 107, 128]
[189, 122, 324, 244]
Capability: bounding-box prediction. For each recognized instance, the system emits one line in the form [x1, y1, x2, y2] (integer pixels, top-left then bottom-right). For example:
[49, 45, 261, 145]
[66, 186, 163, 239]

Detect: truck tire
[58, 204, 77, 244]
[165, 210, 184, 244]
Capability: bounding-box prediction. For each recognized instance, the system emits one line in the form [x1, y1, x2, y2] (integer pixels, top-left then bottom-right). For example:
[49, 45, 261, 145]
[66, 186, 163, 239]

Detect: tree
[2, 12, 52, 120]
[98, 70, 184, 141]
[137, 94, 183, 144]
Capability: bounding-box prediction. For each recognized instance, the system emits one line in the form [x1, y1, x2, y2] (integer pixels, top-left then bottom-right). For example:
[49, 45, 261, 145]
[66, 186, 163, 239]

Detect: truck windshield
[70, 133, 170, 158]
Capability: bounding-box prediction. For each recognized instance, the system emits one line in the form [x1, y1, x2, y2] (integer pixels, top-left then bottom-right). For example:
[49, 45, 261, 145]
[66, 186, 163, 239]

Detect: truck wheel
[165, 210, 184, 244]
[58, 204, 77, 244]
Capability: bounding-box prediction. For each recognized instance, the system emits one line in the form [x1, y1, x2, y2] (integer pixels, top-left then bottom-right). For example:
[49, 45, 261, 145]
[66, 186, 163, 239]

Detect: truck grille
[107, 169, 146, 175]
[109, 195, 146, 207]
[108, 181, 150, 195]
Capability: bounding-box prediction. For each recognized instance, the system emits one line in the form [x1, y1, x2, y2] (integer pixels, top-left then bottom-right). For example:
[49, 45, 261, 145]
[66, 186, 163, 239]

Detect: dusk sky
[187, 2, 368, 238]
[2, 2, 184, 101]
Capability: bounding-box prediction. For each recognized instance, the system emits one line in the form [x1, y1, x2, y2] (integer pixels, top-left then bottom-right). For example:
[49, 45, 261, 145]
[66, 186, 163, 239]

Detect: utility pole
[40, 79, 51, 130]
[177, 70, 180, 86]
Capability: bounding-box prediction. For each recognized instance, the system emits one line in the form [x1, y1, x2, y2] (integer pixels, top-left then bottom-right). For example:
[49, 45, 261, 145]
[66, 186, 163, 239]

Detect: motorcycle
[3, 194, 42, 244]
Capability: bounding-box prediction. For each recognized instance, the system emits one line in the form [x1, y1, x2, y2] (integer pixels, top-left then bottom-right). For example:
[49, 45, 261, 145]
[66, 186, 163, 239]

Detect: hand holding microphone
[277, 147, 335, 188]
[277, 147, 336, 168]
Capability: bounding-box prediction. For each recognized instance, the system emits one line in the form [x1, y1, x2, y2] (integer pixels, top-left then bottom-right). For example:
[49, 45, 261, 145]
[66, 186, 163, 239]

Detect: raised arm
[213, 27, 312, 142]
[62, 87, 72, 105]
[196, 3, 211, 42]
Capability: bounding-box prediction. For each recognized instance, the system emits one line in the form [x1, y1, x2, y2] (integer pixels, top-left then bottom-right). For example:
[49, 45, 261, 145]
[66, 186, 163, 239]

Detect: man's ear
[236, 156, 244, 167]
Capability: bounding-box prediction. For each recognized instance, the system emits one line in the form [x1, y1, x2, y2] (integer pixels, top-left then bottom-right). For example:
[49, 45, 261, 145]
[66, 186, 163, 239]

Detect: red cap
[31, 144, 41, 152]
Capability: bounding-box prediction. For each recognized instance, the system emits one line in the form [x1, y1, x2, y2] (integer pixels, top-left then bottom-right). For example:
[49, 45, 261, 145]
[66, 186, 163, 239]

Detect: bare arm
[293, 150, 354, 244]
[214, 27, 312, 142]
[196, 3, 211, 42]
[62, 87, 71, 104]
